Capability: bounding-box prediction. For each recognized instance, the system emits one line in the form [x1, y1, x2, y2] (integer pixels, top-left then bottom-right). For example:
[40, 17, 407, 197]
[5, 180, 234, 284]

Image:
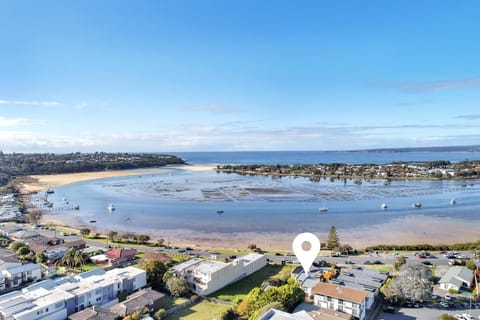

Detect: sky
[0, 0, 479, 152]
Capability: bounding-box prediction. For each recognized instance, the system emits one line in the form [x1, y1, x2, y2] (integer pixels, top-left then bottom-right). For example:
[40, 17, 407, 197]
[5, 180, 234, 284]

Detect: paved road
[32, 224, 472, 268]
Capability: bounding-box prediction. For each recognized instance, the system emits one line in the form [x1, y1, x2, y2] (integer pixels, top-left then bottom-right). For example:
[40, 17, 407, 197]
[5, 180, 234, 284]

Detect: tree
[327, 225, 340, 250]
[10, 241, 26, 251]
[156, 238, 165, 247]
[17, 246, 30, 256]
[61, 247, 86, 272]
[220, 308, 237, 320]
[136, 234, 150, 244]
[108, 231, 118, 242]
[124, 310, 142, 320]
[35, 252, 47, 264]
[28, 210, 43, 225]
[393, 256, 407, 271]
[154, 308, 166, 320]
[166, 277, 188, 297]
[79, 228, 91, 236]
[142, 260, 167, 291]
[465, 259, 477, 270]
[383, 264, 432, 303]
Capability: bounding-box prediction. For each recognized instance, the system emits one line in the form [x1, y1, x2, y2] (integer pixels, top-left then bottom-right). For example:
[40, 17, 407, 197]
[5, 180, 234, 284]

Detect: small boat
[89, 220, 96, 223]
[216, 209, 224, 214]
[108, 204, 115, 211]
[319, 200, 328, 212]
[381, 203, 388, 210]
[450, 199, 456, 206]
[412, 201, 422, 208]
[354, 179, 362, 185]
[46, 189, 54, 194]
[74, 205, 80, 210]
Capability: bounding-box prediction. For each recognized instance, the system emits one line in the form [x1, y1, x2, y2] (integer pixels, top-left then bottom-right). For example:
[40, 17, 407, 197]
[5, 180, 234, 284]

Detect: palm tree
[61, 247, 86, 272]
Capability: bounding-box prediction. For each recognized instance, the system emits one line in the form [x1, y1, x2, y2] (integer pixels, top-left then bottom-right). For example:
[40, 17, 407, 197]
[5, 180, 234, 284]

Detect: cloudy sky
[1, 1, 479, 152]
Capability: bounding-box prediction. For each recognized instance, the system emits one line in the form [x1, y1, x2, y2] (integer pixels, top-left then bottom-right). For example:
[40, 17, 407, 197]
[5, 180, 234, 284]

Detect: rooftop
[312, 282, 368, 304]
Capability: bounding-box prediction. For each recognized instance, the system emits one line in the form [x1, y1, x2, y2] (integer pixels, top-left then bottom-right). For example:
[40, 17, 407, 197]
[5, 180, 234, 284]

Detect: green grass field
[164, 301, 230, 320]
[210, 264, 296, 302]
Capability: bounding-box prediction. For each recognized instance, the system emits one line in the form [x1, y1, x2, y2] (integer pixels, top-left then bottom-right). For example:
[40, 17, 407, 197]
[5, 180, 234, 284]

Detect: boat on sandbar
[381, 203, 388, 210]
[450, 199, 456, 206]
[412, 201, 422, 208]
[108, 204, 115, 211]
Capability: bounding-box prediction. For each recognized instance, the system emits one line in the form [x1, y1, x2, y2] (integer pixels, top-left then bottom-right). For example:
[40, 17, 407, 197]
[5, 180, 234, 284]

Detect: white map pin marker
[292, 232, 320, 276]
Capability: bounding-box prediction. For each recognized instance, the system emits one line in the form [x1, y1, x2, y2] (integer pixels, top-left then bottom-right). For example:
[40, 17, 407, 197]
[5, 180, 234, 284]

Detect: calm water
[36, 151, 480, 238]
[175, 150, 480, 165]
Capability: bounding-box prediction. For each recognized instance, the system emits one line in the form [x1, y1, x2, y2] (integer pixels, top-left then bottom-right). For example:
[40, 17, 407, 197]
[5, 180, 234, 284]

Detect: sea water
[37, 151, 480, 238]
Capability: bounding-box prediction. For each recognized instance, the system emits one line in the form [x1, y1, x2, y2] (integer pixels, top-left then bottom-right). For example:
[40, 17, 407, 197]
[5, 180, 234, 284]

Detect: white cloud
[0, 117, 43, 127]
[1, 121, 480, 152]
[0, 99, 63, 106]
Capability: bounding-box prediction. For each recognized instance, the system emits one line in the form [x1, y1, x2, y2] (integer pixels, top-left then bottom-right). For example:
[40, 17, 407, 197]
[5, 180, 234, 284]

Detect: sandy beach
[19, 165, 216, 194]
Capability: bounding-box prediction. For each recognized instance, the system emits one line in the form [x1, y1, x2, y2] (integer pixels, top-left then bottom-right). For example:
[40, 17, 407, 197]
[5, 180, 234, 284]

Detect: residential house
[104, 247, 137, 267]
[26, 237, 86, 263]
[439, 266, 473, 291]
[172, 253, 267, 295]
[312, 282, 368, 320]
[109, 288, 165, 317]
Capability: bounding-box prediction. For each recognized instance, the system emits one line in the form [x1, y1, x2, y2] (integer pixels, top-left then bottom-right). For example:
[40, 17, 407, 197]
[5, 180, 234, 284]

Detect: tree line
[0, 152, 185, 186]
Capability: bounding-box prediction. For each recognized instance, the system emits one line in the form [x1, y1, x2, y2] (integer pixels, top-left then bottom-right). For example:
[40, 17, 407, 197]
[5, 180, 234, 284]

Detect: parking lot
[380, 305, 480, 320]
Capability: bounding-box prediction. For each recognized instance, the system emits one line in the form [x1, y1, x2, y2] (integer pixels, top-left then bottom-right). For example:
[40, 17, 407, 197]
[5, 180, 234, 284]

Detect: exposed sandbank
[18, 166, 214, 194]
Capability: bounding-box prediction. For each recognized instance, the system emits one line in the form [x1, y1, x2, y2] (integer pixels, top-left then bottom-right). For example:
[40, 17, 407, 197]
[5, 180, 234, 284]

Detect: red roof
[105, 247, 137, 260]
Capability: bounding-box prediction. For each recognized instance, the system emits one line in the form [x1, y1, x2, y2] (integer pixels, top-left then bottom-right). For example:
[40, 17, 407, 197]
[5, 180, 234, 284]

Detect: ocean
[35, 151, 480, 249]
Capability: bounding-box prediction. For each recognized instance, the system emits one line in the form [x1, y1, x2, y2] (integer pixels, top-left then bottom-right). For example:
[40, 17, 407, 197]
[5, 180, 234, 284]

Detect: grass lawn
[163, 296, 190, 310]
[82, 263, 102, 271]
[164, 301, 230, 320]
[362, 264, 392, 273]
[210, 264, 296, 302]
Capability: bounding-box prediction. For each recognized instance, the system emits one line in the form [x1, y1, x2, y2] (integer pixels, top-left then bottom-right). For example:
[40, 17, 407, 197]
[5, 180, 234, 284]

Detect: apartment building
[0, 263, 42, 292]
[312, 282, 368, 320]
[0, 266, 146, 320]
[172, 253, 267, 295]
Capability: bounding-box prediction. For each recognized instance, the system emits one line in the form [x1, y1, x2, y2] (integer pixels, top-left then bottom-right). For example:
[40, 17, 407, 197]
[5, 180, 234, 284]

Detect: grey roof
[439, 266, 473, 287]
[258, 308, 313, 320]
[4, 263, 40, 275]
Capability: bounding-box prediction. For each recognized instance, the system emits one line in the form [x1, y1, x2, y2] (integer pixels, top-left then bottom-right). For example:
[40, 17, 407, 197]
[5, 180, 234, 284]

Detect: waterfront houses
[172, 253, 267, 295]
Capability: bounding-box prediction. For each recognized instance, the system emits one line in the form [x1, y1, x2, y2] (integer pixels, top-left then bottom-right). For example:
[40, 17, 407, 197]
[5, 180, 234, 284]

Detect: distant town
[218, 160, 480, 181]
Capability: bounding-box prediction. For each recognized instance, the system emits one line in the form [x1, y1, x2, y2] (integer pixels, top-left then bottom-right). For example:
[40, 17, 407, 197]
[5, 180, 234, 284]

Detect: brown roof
[141, 252, 173, 263]
[110, 288, 165, 316]
[26, 237, 86, 253]
[312, 282, 368, 304]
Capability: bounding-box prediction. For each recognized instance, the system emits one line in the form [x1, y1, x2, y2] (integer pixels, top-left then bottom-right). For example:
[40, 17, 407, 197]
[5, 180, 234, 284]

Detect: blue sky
[0, 0, 479, 152]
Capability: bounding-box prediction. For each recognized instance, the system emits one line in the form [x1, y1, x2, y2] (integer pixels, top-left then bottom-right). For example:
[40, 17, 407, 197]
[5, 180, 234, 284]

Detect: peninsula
[217, 160, 480, 180]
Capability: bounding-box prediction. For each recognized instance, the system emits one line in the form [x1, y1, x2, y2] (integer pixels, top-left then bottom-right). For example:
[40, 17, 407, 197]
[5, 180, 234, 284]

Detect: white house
[439, 266, 473, 291]
[172, 253, 267, 295]
[312, 282, 368, 320]
[0, 266, 146, 320]
[0, 263, 42, 291]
